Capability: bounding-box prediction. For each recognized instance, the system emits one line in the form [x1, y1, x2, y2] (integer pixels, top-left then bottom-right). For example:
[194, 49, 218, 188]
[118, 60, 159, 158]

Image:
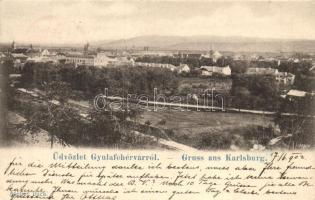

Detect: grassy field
[139, 110, 274, 149]
[140, 110, 273, 133]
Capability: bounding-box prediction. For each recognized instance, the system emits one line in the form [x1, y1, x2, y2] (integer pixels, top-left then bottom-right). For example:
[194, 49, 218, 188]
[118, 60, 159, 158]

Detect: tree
[274, 93, 315, 148]
[231, 86, 250, 110]
[230, 60, 249, 74]
[0, 58, 14, 142]
[145, 120, 151, 126]
[86, 110, 121, 146]
[21, 81, 82, 147]
[231, 74, 280, 110]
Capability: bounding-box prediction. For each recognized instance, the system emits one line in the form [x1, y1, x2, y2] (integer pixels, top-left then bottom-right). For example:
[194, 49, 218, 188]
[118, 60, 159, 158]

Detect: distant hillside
[96, 35, 315, 53]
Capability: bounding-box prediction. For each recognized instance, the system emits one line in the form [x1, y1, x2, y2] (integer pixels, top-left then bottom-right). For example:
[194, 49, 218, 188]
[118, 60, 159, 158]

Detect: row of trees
[20, 62, 179, 98]
[278, 60, 312, 76]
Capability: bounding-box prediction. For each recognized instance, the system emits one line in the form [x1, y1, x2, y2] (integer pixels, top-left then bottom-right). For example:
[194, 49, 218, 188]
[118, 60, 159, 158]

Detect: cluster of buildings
[176, 50, 223, 63]
[6, 42, 194, 74]
[6, 42, 299, 86]
[245, 67, 295, 85]
[7, 42, 137, 70]
[200, 50, 223, 62]
[198, 64, 295, 85]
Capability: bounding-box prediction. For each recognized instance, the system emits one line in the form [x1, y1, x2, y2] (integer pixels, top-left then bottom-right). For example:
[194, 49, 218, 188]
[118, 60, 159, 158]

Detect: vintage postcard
[0, 0, 314, 199]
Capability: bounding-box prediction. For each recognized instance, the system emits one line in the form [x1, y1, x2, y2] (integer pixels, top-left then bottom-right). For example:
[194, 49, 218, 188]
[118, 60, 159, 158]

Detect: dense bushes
[197, 132, 233, 150]
[230, 74, 280, 111]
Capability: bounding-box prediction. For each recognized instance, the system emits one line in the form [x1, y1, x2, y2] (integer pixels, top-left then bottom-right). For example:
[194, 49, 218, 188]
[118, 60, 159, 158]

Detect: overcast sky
[1, 0, 315, 44]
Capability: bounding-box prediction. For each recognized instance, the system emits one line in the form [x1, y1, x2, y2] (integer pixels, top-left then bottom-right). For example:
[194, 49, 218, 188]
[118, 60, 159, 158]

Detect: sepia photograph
[1, 1, 315, 200]
[0, 0, 314, 150]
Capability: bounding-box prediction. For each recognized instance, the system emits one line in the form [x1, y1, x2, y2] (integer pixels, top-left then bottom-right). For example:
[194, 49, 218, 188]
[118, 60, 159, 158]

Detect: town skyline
[5, 34, 315, 53]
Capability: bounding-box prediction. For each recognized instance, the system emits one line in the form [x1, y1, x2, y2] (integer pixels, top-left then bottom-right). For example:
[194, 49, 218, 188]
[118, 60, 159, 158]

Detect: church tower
[84, 42, 89, 55]
[11, 41, 16, 50]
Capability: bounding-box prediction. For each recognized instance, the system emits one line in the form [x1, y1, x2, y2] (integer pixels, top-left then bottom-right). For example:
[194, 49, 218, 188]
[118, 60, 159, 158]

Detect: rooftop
[287, 89, 307, 97]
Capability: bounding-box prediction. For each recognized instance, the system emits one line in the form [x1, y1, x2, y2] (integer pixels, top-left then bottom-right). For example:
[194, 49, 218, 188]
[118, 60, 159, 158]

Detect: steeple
[84, 42, 89, 55]
[11, 41, 16, 50]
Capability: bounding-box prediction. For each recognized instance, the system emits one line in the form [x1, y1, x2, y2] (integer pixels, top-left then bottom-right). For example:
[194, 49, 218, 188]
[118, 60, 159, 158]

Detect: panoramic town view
[0, 1, 314, 150]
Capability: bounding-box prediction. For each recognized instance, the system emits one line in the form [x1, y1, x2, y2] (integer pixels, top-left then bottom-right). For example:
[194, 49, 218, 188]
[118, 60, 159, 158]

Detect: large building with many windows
[65, 53, 134, 67]
[65, 55, 94, 66]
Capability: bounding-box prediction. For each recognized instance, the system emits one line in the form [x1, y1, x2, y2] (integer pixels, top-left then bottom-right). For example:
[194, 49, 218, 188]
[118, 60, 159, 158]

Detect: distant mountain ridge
[94, 35, 315, 53]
